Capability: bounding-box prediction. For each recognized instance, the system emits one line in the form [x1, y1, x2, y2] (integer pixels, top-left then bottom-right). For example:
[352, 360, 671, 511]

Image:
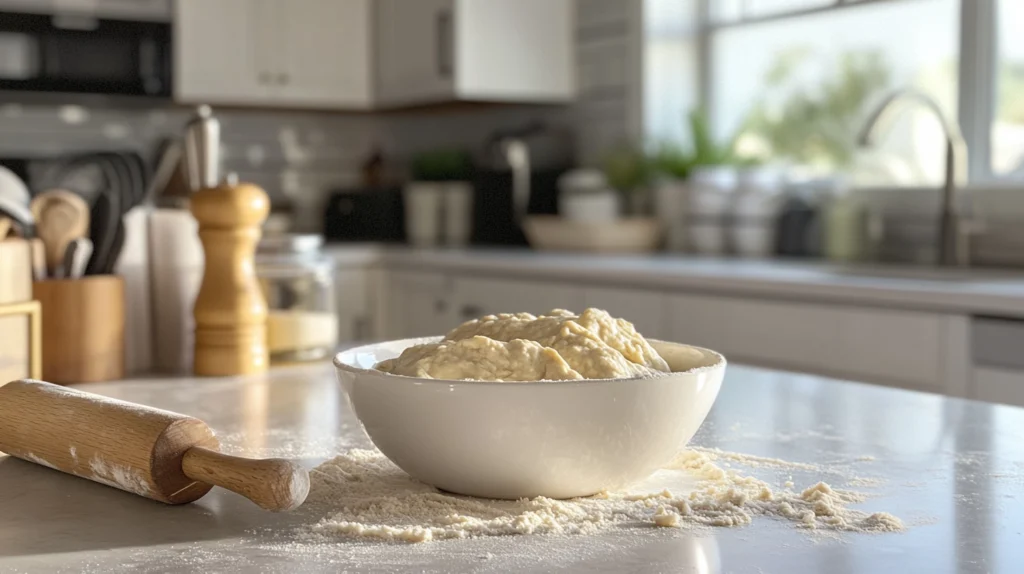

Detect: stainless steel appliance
[0, 3, 171, 98]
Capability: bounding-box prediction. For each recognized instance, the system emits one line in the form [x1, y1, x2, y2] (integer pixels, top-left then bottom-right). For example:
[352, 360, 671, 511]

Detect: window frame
[694, 0, 1006, 182]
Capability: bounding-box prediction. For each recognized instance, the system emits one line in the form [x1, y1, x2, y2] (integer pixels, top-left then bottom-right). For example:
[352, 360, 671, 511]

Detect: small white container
[688, 167, 736, 255]
[730, 168, 784, 258]
[404, 182, 444, 247]
[443, 181, 473, 247]
[558, 169, 620, 222]
[654, 179, 690, 251]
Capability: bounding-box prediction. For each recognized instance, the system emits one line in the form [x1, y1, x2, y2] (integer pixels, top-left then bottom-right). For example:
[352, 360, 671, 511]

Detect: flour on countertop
[88, 456, 152, 496]
[300, 448, 904, 544]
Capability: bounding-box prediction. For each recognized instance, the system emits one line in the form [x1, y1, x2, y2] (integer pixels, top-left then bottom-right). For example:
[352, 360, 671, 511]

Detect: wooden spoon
[30, 189, 90, 277]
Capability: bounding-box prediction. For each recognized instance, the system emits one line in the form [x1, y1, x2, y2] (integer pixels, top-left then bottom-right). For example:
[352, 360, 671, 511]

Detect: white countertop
[2, 363, 1023, 573]
[326, 244, 1024, 317]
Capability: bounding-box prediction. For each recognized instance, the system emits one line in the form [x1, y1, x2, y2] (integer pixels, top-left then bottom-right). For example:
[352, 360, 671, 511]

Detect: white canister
[558, 169, 620, 222]
[443, 181, 473, 247]
[654, 179, 689, 252]
[404, 182, 444, 247]
[731, 168, 784, 258]
[688, 166, 736, 255]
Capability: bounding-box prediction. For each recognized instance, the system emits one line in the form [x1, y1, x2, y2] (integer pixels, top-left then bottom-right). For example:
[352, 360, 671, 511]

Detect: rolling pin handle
[181, 446, 309, 512]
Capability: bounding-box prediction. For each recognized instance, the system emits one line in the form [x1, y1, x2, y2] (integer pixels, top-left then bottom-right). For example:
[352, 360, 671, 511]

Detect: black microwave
[0, 10, 171, 97]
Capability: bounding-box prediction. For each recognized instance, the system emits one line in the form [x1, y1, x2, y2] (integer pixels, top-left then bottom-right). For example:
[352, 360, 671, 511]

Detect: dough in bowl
[376, 308, 670, 381]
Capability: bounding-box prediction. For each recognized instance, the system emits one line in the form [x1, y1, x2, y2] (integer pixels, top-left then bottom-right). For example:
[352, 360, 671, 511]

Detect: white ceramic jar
[688, 167, 736, 256]
[730, 168, 784, 258]
[558, 169, 620, 222]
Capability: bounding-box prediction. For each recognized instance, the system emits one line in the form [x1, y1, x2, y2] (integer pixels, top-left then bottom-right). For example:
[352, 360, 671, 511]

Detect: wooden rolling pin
[0, 379, 309, 511]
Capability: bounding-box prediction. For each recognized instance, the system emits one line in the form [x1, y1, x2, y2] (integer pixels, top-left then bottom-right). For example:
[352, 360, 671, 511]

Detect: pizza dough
[376, 308, 670, 381]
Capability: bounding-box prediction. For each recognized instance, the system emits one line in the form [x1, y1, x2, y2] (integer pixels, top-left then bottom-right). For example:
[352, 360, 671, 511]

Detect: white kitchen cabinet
[972, 367, 1024, 408]
[175, 0, 265, 104]
[667, 294, 947, 391]
[175, 0, 372, 108]
[375, 0, 576, 107]
[582, 287, 669, 340]
[382, 270, 455, 339]
[451, 277, 581, 324]
[334, 266, 373, 343]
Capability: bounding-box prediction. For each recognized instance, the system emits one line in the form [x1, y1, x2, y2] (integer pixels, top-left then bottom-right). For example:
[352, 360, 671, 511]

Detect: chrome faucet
[857, 89, 970, 266]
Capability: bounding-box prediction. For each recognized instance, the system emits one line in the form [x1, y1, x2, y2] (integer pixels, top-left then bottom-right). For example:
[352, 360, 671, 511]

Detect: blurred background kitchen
[1, 1, 1023, 406]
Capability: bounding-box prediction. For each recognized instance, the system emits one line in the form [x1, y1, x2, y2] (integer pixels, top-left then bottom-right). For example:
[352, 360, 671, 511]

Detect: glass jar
[256, 234, 338, 363]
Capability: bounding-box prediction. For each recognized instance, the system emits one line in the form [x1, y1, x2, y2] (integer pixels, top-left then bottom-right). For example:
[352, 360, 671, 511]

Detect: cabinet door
[174, 0, 269, 104]
[452, 277, 581, 324]
[275, 0, 372, 108]
[667, 294, 946, 390]
[375, 0, 455, 105]
[582, 287, 668, 340]
[973, 367, 1024, 407]
[385, 271, 455, 339]
[335, 267, 370, 343]
[456, 0, 575, 101]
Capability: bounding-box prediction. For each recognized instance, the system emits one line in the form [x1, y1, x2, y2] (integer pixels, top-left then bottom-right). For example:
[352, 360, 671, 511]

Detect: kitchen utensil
[0, 166, 35, 237]
[30, 189, 90, 276]
[63, 237, 93, 279]
[146, 139, 186, 207]
[185, 107, 270, 376]
[0, 379, 309, 512]
[29, 238, 46, 281]
[334, 338, 726, 500]
[184, 105, 220, 190]
[33, 275, 125, 383]
[523, 216, 662, 253]
[86, 186, 120, 276]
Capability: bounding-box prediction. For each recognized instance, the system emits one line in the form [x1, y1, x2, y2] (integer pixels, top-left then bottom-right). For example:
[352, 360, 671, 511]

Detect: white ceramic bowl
[334, 338, 726, 500]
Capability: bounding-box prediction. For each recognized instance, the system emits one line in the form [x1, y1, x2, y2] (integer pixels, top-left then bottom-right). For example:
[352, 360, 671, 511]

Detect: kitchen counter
[326, 245, 1024, 317]
[2, 364, 1023, 573]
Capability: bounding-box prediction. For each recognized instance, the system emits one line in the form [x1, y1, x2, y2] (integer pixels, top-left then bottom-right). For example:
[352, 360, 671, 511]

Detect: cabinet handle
[436, 7, 453, 79]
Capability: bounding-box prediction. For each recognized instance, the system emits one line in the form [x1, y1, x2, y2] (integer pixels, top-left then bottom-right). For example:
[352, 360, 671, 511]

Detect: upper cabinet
[374, 0, 576, 107]
[174, 0, 372, 109]
[174, 0, 575, 110]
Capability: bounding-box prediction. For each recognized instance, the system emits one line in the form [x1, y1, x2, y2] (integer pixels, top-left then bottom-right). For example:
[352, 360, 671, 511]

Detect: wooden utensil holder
[33, 275, 125, 384]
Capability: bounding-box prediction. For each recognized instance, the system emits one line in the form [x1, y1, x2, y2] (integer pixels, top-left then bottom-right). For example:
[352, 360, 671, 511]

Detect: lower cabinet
[667, 294, 947, 391]
[369, 266, 961, 397]
[450, 277, 582, 324]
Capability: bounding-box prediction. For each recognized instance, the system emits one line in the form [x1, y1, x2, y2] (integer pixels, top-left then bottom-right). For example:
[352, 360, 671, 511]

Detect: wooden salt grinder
[185, 106, 270, 376]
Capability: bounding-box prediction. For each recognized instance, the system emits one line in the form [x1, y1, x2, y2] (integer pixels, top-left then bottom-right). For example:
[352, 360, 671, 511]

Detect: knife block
[33, 275, 125, 384]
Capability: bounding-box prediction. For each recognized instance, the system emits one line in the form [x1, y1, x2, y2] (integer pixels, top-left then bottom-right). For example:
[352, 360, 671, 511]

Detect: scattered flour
[88, 456, 152, 496]
[21, 452, 58, 470]
[300, 448, 904, 544]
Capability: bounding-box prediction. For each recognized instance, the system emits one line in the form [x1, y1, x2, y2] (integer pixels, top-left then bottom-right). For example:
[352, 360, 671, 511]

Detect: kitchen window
[648, 0, 1021, 183]
[993, 0, 1024, 177]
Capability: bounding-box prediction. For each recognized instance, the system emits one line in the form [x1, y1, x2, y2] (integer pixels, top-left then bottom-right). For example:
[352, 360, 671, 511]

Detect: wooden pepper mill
[186, 106, 271, 376]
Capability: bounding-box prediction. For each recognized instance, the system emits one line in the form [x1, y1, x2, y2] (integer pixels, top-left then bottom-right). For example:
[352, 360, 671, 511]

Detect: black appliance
[0, 9, 171, 97]
[323, 187, 406, 243]
[471, 169, 561, 245]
